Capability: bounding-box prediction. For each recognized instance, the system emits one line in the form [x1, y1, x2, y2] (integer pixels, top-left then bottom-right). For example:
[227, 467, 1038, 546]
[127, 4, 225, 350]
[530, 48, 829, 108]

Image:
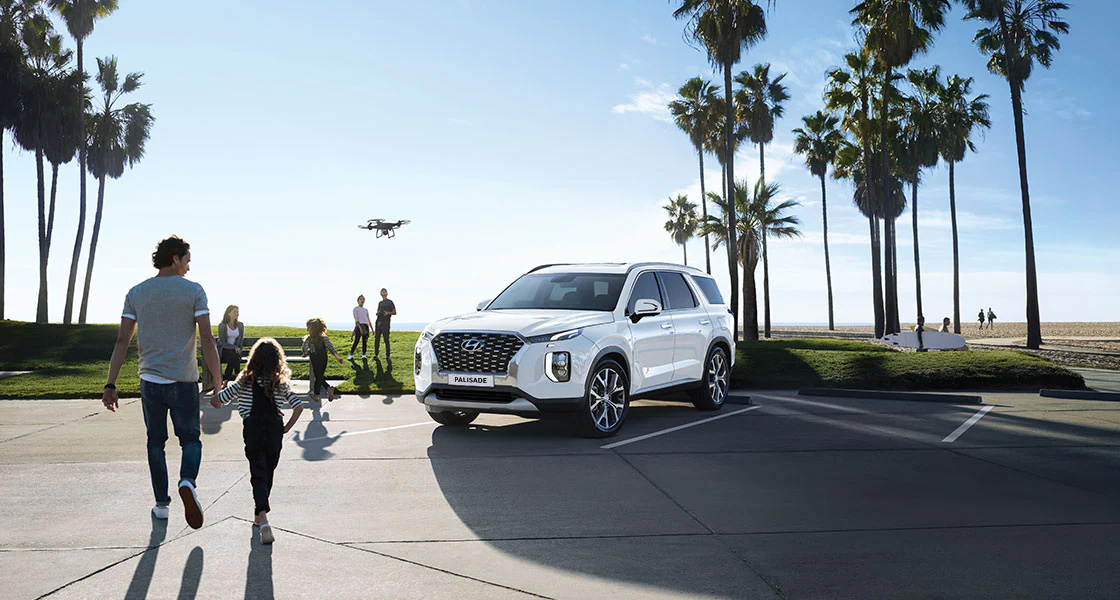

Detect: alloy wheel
[588, 366, 626, 432]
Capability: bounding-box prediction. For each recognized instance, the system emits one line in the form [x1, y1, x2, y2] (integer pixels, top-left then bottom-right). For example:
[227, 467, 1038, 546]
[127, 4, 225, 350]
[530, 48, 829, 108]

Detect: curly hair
[152, 236, 190, 269]
[238, 337, 290, 400]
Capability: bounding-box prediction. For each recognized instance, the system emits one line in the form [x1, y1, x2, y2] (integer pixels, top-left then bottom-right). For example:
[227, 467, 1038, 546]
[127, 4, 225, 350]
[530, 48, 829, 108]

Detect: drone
[359, 219, 411, 239]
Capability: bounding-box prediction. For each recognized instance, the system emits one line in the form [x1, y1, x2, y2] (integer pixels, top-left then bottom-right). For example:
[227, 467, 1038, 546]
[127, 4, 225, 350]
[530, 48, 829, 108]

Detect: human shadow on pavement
[124, 514, 168, 599]
[177, 546, 204, 599]
[201, 398, 234, 435]
[291, 407, 345, 461]
[349, 356, 406, 399]
[245, 527, 274, 600]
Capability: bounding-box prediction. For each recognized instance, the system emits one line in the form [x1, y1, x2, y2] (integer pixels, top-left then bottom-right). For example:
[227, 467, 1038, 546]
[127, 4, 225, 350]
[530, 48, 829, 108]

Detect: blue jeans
[140, 380, 202, 504]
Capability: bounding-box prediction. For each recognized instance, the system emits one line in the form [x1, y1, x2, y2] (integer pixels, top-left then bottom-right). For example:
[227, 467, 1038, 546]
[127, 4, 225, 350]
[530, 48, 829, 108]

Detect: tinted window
[691, 276, 725, 305]
[659, 272, 697, 310]
[627, 272, 662, 313]
[488, 273, 626, 311]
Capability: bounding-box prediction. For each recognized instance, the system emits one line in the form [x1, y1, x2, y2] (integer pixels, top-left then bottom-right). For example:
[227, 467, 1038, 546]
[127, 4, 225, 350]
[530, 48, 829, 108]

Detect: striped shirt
[217, 377, 304, 419]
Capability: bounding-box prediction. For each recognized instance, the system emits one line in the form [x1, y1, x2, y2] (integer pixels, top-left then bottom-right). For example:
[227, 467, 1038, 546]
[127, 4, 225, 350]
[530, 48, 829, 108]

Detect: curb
[1039, 389, 1120, 402]
[726, 393, 753, 405]
[798, 387, 982, 404]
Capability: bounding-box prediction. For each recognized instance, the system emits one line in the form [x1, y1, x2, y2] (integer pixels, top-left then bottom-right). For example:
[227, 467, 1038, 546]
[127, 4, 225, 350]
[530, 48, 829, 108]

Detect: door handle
[660, 323, 673, 329]
[699, 320, 711, 325]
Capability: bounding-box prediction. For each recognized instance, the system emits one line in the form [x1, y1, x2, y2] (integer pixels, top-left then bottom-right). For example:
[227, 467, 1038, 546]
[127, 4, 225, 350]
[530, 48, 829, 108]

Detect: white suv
[414, 263, 735, 437]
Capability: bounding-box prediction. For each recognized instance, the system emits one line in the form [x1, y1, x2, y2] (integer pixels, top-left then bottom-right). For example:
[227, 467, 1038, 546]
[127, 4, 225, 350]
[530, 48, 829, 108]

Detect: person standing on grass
[218, 305, 245, 384]
[102, 235, 220, 530]
[987, 307, 997, 330]
[940, 317, 952, 333]
[374, 288, 396, 359]
[302, 318, 344, 402]
[350, 295, 374, 360]
[213, 338, 304, 545]
[978, 308, 986, 330]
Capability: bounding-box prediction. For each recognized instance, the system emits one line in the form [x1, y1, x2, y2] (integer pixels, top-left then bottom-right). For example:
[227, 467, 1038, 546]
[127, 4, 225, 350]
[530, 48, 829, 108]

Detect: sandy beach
[767, 322, 1120, 341]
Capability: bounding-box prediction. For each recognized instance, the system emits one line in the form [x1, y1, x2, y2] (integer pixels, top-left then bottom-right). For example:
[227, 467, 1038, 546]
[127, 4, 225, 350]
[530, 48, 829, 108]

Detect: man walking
[987, 307, 997, 331]
[374, 288, 396, 359]
[102, 236, 221, 529]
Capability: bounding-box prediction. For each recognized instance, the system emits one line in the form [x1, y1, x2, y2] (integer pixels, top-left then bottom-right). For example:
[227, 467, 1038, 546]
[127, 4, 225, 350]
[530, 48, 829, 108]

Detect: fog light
[548, 352, 570, 383]
[414, 348, 422, 375]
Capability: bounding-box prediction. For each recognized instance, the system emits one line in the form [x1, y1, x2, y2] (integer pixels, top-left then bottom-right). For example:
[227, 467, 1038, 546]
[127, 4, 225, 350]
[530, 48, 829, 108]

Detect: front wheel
[574, 359, 629, 438]
[690, 347, 729, 411]
[428, 409, 479, 426]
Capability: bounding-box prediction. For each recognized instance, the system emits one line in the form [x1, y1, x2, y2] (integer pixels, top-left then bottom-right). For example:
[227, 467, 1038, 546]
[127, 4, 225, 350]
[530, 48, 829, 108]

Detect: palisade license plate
[449, 373, 494, 387]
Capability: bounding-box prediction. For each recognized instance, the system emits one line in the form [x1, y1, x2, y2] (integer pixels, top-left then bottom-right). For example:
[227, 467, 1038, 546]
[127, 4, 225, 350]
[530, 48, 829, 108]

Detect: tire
[690, 346, 729, 411]
[428, 409, 479, 426]
[574, 359, 629, 438]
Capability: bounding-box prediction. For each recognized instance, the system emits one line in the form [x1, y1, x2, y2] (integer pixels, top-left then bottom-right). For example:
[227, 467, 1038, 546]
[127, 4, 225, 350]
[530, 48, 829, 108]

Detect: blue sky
[3, 0, 1117, 327]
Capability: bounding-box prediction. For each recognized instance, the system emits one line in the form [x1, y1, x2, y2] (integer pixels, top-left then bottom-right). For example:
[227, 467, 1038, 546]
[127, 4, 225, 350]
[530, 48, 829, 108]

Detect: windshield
[487, 273, 627, 311]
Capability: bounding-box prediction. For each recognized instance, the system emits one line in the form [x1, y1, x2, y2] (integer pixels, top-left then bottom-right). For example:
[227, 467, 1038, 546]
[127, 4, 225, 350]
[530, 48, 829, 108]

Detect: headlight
[527, 328, 582, 344]
[546, 351, 571, 382]
[419, 329, 435, 343]
[415, 348, 423, 375]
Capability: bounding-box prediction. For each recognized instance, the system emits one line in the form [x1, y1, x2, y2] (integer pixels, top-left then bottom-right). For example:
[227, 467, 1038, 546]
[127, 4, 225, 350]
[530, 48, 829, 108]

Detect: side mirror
[476, 299, 491, 311]
[630, 298, 662, 322]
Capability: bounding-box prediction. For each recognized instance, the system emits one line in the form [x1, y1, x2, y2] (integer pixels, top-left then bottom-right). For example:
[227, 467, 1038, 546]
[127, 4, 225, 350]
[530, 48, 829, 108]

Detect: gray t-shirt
[122, 276, 209, 383]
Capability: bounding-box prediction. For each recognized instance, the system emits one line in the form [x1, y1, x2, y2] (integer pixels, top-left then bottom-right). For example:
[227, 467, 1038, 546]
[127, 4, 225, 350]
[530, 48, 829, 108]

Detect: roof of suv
[528, 262, 707, 276]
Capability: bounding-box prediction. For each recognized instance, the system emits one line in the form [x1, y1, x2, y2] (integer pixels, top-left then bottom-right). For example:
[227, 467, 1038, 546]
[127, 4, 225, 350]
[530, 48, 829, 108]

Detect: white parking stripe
[297, 421, 435, 443]
[601, 406, 762, 450]
[941, 406, 993, 443]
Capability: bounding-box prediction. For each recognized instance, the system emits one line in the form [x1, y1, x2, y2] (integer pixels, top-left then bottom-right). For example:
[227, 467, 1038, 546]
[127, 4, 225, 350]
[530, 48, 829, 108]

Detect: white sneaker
[152, 504, 170, 519]
[178, 480, 204, 530]
[259, 523, 275, 544]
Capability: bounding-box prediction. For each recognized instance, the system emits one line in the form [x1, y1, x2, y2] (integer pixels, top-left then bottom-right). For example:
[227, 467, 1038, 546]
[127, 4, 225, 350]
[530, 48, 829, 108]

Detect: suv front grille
[432, 332, 524, 374]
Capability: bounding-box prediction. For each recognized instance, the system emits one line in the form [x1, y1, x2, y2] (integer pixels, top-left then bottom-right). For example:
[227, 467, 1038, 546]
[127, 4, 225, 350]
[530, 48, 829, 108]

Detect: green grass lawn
[0, 322, 1085, 398]
[732, 338, 1086, 390]
[0, 321, 419, 399]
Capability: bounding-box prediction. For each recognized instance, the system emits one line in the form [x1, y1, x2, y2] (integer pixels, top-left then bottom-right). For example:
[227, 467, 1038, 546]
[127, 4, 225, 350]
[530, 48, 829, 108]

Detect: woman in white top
[350, 295, 374, 359]
[218, 305, 245, 383]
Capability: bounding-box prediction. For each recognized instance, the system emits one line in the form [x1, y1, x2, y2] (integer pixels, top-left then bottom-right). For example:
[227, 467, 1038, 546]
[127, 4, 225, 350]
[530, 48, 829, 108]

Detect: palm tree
[963, 0, 1068, 349]
[938, 73, 990, 333]
[825, 48, 885, 337]
[792, 110, 842, 330]
[735, 63, 788, 187]
[900, 66, 943, 323]
[664, 194, 700, 265]
[699, 180, 764, 340]
[79, 56, 153, 323]
[48, 0, 118, 324]
[756, 180, 800, 337]
[13, 17, 81, 322]
[669, 77, 719, 273]
[675, 0, 771, 342]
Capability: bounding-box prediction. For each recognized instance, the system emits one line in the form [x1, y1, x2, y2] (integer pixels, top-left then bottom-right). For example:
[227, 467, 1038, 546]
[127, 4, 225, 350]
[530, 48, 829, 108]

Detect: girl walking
[213, 338, 304, 544]
[302, 318, 344, 402]
[350, 295, 374, 359]
[218, 305, 245, 384]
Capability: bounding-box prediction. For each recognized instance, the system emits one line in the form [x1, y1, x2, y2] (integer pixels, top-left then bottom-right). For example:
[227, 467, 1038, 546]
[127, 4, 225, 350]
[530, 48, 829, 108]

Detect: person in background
[218, 305, 245, 384]
[987, 307, 997, 330]
[373, 288, 396, 359]
[302, 318, 344, 402]
[939, 317, 952, 333]
[978, 308, 986, 330]
[350, 295, 373, 360]
[214, 338, 304, 545]
[913, 316, 927, 352]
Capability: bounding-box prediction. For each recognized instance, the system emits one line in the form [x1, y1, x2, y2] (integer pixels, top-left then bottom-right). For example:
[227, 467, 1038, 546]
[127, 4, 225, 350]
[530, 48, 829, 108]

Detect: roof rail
[528, 263, 570, 273]
[625, 262, 703, 275]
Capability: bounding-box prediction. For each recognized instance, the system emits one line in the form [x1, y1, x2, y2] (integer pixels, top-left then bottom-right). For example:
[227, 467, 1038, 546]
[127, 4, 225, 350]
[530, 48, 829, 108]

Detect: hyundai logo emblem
[461, 338, 484, 352]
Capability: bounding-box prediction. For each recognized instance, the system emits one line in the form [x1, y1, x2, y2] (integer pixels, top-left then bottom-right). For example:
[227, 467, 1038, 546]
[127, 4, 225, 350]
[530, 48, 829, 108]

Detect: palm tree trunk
[0, 133, 5, 320]
[699, 151, 710, 274]
[682, 242, 687, 266]
[880, 69, 894, 333]
[759, 143, 765, 186]
[743, 254, 759, 342]
[36, 149, 47, 323]
[78, 176, 105, 324]
[949, 161, 961, 334]
[891, 218, 900, 332]
[991, 9, 1040, 348]
[883, 215, 895, 334]
[762, 230, 771, 338]
[47, 162, 58, 255]
[911, 180, 922, 321]
[723, 63, 739, 343]
[820, 174, 834, 330]
[861, 96, 884, 338]
[65, 39, 87, 325]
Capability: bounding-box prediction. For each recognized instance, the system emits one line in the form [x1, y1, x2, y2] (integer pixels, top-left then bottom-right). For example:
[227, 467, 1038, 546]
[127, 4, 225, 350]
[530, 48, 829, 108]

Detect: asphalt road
[1, 376, 1118, 599]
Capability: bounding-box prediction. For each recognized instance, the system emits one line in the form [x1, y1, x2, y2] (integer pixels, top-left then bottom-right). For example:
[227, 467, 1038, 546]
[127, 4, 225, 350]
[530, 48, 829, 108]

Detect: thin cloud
[612, 80, 676, 124]
[642, 33, 658, 45]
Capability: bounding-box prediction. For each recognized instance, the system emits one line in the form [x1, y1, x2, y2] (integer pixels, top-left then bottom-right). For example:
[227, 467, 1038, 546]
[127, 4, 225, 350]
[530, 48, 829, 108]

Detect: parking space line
[601, 406, 762, 450]
[942, 406, 994, 443]
[297, 421, 435, 443]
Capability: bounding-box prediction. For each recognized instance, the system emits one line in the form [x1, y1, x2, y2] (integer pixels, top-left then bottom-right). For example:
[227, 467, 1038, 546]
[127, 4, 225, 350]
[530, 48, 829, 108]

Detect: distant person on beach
[214, 338, 304, 545]
[987, 307, 997, 330]
[102, 235, 219, 530]
[302, 318, 344, 402]
[374, 288, 396, 359]
[978, 309, 986, 330]
[940, 317, 951, 333]
[218, 305, 244, 384]
[913, 316, 927, 352]
[350, 295, 374, 359]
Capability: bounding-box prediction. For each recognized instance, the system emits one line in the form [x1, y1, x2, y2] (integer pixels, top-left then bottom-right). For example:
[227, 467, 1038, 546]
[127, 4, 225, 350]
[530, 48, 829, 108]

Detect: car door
[657, 271, 711, 383]
[625, 271, 675, 391]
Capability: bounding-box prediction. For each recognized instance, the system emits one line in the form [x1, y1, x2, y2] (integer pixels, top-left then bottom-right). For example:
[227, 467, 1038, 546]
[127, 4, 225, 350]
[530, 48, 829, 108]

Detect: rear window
[659, 272, 697, 310]
[691, 276, 725, 305]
